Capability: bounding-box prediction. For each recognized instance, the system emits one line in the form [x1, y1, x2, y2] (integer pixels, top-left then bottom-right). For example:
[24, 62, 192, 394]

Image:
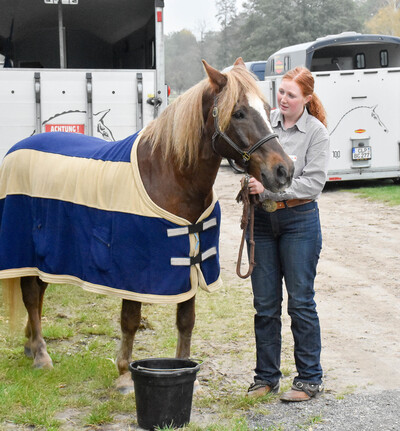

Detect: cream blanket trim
[130, 132, 219, 225]
[130, 132, 222, 293]
[0, 267, 209, 304]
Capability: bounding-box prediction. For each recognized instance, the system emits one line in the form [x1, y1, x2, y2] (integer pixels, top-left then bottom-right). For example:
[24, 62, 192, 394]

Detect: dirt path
[214, 163, 400, 395]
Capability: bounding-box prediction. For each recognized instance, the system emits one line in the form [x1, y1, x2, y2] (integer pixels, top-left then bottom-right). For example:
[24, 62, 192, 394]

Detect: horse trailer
[0, 0, 167, 160]
[258, 32, 400, 182]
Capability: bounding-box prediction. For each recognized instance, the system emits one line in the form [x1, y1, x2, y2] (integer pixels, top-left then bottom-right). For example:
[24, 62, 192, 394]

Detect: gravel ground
[246, 390, 400, 431]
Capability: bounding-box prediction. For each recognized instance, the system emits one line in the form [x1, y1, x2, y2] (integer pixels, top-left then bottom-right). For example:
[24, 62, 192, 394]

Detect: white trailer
[0, 0, 167, 160]
[258, 32, 400, 182]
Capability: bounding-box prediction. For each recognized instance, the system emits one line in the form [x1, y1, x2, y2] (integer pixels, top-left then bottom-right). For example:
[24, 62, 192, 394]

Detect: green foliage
[165, 30, 204, 94]
[238, 0, 364, 61]
[346, 182, 400, 205]
[365, 4, 400, 36]
[165, 0, 375, 93]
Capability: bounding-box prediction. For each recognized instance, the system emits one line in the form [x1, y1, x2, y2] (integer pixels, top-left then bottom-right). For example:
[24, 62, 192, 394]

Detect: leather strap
[284, 199, 313, 208]
[263, 199, 313, 212]
[236, 177, 256, 279]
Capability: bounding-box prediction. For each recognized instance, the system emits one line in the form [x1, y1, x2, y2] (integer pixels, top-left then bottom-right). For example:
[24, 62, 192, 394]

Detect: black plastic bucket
[129, 358, 200, 430]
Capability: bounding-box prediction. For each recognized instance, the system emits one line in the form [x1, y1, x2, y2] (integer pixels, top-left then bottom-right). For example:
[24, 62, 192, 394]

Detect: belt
[262, 199, 314, 213]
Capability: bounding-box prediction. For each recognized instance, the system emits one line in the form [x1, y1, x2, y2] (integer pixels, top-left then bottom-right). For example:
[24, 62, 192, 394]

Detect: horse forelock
[218, 66, 267, 131]
[141, 65, 266, 169]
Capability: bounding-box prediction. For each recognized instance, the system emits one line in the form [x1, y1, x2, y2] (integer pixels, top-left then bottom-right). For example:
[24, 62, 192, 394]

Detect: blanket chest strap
[167, 217, 217, 237]
[170, 246, 217, 266]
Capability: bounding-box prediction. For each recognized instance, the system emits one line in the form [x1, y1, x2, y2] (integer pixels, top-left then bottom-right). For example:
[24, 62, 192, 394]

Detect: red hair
[282, 67, 327, 127]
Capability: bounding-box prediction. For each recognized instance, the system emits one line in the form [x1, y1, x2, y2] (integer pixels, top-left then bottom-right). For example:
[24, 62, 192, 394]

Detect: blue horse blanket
[0, 131, 222, 303]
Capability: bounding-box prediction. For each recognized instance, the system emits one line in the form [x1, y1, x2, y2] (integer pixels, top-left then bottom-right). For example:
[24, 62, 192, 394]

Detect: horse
[0, 58, 294, 393]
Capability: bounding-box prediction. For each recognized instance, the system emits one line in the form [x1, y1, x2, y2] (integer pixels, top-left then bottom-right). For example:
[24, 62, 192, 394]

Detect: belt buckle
[262, 199, 278, 213]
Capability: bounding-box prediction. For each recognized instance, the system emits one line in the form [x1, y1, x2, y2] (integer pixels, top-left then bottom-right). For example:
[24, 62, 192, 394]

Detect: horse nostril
[276, 165, 289, 184]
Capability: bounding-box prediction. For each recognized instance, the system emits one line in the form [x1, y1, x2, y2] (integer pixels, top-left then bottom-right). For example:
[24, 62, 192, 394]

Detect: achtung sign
[44, 1, 79, 4]
[45, 124, 85, 133]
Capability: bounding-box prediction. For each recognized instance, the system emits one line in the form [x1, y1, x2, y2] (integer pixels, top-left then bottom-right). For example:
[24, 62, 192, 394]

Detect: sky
[163, 0, 244, 39]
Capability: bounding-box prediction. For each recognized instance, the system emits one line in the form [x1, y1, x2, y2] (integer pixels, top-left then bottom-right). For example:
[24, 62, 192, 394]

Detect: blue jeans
[248, 201, 323, 386]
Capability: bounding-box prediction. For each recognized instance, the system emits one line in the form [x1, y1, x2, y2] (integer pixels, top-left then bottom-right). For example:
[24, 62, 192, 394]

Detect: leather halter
[211, 98, 278, 169]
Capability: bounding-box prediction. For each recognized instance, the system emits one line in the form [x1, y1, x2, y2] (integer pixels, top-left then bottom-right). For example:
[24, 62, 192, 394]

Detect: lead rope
[236, 175, 256, 279]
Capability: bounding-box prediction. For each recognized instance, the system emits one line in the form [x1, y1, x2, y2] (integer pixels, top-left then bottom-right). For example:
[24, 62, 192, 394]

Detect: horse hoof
[33, 356, 53, 369]
[118, 385, 135, 395]
[116, 372, 134, 395]
[193, 379, 203, 394]
[33, 360, 53, 369]
[24, 345, 33, 358]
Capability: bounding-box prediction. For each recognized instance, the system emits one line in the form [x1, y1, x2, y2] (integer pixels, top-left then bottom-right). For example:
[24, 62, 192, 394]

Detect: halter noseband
[211, 99, 278, 168]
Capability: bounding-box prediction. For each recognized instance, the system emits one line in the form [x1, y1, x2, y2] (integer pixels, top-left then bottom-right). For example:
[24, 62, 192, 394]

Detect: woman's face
[277, 79, 311, 123]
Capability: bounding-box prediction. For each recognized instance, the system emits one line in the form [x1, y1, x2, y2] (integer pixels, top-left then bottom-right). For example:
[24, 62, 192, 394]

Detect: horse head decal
[330, 104, 389, 136]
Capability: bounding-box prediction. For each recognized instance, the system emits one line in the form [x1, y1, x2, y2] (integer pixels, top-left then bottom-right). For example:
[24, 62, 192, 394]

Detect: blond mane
[140, 65, 267, 169]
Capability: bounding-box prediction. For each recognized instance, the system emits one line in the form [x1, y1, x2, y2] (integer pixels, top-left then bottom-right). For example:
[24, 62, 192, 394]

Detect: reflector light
[157, 11, 162, 22]
[329, 177, 342, 181]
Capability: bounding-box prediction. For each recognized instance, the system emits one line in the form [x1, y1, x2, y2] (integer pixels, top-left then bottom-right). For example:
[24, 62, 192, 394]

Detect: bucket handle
[135, 359, 202, 373]
[136, 365, 199, 373]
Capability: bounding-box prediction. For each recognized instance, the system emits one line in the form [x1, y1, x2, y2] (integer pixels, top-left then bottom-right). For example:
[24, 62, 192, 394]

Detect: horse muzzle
[260, 156, 294, 193]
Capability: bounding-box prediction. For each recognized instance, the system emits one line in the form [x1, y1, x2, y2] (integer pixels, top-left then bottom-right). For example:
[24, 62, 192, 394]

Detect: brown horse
[0, 58, 294, 393]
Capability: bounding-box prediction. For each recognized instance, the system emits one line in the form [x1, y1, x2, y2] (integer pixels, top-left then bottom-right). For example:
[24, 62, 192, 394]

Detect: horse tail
[1, 278, 25, 332]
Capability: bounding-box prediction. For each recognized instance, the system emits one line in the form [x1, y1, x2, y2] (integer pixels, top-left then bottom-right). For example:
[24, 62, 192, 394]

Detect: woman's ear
[305, 94, 312, 105]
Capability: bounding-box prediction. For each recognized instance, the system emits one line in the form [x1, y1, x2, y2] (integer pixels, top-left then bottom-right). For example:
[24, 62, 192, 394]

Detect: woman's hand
[247, 177, 265, 195]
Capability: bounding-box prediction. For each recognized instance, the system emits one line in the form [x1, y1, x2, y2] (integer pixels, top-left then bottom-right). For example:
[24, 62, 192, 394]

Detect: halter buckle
[242, 152, 251, 162]
[212, 106, 218, 118]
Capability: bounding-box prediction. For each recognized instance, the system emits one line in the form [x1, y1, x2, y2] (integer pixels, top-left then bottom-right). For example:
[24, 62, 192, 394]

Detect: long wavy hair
[282, 67, 327, 127]
[141, 65, 266, 169]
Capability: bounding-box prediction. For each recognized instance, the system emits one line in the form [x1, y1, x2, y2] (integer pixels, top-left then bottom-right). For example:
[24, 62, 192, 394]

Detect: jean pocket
[290, 203, 317, 215]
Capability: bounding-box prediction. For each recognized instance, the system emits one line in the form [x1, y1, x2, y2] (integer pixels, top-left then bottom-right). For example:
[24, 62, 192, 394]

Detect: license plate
[352, 146, 371, 160]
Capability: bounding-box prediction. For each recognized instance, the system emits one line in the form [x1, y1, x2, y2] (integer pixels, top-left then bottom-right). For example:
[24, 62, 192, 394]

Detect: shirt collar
[272, 108, 309, 133]
[296, 108, 309, 133]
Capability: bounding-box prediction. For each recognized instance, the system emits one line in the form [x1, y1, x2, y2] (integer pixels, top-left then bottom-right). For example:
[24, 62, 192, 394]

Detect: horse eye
[233, 110, 245, 119]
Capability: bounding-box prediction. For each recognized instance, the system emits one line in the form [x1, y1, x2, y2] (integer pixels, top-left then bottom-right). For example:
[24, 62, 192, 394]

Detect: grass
[0, 277, 286, 430]
[326, 178, 400, 206]
[348, 184, 400, 205]
[335, 385, 357, 400]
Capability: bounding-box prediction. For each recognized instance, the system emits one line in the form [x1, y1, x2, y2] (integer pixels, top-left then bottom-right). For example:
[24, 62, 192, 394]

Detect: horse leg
[176, 296, 201, 391]
[176, 296, 196, 359]
[24, 277, 48, 358]
[20, 277, 52, 369]
[116, 299, 142, 394]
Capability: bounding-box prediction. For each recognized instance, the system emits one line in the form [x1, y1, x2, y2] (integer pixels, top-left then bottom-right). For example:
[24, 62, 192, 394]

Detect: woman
[246, 67, 330, 402]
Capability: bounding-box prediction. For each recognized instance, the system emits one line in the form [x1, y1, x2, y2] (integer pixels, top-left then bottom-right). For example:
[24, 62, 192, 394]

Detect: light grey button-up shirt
[260, 108, 330, 201]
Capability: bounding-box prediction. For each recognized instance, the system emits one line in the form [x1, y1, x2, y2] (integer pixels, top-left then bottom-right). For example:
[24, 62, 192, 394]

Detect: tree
[237, 0, 364, 61]
[165, 30, 203, 95]
[216, 0, 238, 67]
[357, 0, 398, 20]
[365, 2, 400, 36]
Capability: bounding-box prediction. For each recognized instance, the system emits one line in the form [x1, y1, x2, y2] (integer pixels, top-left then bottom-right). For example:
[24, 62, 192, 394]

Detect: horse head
[203, 58, 294, 192]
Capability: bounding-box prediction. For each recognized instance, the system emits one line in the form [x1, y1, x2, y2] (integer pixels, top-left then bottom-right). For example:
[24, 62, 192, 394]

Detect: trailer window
[355, 53, 366, 69]
[284, 56, 290, 71]
[380, 50, 388, 67]
[251, 62, 266, 80]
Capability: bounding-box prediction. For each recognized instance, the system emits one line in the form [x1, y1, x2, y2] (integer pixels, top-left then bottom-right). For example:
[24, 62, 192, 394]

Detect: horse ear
[233, 57, 246, 67]
[202, 59, 228, 94]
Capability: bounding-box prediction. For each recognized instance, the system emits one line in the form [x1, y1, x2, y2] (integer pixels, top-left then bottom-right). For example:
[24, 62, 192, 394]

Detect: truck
[0, 0, 167, 160]
[258, 32, 400, 182]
